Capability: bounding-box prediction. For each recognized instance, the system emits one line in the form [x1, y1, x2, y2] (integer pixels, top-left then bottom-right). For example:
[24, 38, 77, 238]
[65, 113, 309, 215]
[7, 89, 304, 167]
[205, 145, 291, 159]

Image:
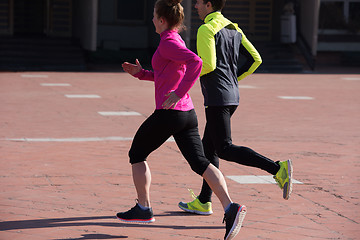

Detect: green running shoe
[178, 189, 213, 215]
[274, 159, 293, 200]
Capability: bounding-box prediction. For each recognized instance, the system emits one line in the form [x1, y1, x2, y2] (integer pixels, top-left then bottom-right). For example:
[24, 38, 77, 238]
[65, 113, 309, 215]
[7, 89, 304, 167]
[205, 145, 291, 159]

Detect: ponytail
[155, 0, 185, 31]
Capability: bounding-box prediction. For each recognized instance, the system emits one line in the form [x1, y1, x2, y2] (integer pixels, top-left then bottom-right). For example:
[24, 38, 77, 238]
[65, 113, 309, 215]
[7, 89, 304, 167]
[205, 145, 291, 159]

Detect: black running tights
[198, 105, 280, 203]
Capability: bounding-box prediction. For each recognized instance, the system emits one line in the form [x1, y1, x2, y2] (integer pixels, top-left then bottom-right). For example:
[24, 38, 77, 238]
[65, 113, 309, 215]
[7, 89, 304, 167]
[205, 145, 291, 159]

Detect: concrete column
[78, 0, 98, 51]
[182, 0, 192, 47]
[299, 0, 320, 56]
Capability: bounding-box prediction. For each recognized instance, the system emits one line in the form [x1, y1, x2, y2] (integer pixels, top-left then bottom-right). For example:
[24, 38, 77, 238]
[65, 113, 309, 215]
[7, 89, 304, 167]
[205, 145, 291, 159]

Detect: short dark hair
[203, 0, 226, 11]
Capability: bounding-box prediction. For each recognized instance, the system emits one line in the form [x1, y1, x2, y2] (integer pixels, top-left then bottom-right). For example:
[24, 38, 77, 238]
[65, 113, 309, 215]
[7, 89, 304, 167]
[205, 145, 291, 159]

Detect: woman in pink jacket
[117, 1, 245, 239]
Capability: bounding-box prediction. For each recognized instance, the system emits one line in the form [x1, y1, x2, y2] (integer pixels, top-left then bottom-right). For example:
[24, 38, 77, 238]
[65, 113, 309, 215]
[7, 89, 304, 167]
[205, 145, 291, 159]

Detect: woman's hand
[122, 59, 142, 76]
[162, 92, 181, 110]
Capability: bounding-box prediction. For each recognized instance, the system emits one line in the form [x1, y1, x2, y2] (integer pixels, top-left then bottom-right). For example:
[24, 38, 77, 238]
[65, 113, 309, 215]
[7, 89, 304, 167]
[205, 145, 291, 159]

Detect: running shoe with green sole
[178, 189, 213, 215]
[274, 159, 293, 200]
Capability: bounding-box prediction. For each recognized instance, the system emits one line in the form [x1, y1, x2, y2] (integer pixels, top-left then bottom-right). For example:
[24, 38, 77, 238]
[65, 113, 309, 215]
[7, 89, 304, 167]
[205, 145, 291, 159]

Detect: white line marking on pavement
[41, 83, 71, 87]
[2, 136, 176, 142]
[98, 111, 141, 116]
[227, 175, 303, 184]
[2, 137, 133, 142]
[278, 96, 314, 100]
[21, 74, 48, 78]
[239, 85, 257, 89]
[342, 77, 360, 81]
[65, 94, 101, 98]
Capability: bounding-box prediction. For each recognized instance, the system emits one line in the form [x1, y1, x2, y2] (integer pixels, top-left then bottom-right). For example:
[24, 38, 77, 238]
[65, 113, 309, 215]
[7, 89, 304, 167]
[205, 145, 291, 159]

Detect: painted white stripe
[278, 96, 314, 100]
[227, 175, 303, 184]
[2, 137, 132, 142]
[21, 74, 48, 78]
[342, 77, 360, 81]
[239, 85, 257, 89]
[2, 136, 176, 142]
[65, 94, 101, 99]
[98, 111, 141, 116]
[41, 83, 71, 87]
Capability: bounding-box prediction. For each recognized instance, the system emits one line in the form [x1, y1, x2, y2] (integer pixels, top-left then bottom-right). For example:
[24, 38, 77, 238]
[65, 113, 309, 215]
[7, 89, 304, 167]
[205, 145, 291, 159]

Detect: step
[0, 37, 86, 71]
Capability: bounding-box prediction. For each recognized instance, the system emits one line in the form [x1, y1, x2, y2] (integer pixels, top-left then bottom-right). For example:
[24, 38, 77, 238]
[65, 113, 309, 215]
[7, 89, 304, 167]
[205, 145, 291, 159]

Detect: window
[319, 0, 360, 33]
[116, 0, 146, 22]
[348, 2, 360, 33]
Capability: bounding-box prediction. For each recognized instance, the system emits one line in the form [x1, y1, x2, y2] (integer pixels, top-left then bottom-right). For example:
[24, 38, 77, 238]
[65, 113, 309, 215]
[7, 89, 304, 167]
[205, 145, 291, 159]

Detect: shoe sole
[116, 216, 155, 224]
[225, 205, 247, 240]
[283, 159, 293, 200]
[178, 204, 213, 215]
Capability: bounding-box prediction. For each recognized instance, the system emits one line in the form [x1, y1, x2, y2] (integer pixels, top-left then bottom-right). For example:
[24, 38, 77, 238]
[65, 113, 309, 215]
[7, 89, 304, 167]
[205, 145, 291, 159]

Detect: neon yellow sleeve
[237, 28, 262, 81]
[197, 25, 216, 77]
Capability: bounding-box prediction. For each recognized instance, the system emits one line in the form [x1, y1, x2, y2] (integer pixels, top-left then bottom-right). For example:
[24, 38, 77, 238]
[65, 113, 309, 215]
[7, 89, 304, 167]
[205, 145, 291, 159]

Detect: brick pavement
[0, 72, 359, 239]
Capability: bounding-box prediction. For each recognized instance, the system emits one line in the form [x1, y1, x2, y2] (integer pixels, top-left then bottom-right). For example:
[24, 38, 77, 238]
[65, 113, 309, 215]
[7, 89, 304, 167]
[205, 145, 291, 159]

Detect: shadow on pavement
[0, 213, 223, 232]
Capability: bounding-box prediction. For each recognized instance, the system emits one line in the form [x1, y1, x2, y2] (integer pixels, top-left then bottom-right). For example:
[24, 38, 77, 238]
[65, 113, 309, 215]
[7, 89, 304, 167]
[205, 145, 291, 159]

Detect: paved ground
[0, 71, 359, 240]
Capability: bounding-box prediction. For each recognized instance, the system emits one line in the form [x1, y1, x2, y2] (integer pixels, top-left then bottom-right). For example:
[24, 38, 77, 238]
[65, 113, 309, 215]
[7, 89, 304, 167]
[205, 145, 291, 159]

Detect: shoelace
[188, 188, 197, 200]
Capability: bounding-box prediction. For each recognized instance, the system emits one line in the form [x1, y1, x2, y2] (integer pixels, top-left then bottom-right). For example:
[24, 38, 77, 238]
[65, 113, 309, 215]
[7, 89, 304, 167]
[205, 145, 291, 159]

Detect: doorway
[13, 0, 46, 36]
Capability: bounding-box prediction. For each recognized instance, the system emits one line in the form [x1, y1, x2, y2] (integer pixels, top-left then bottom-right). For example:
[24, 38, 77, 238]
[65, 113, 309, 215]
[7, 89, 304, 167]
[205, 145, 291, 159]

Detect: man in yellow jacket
[179, 0, 293, 216]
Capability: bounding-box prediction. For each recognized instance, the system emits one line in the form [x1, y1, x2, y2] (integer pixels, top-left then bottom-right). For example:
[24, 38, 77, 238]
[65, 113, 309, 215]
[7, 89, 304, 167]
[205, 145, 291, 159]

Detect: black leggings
[129, 109, 210, 176]
[198, 105, 280, 203]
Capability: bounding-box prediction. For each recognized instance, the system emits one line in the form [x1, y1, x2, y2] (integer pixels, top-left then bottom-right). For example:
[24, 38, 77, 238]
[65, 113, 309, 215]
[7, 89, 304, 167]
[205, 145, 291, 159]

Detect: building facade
[1, 0, 359, 68]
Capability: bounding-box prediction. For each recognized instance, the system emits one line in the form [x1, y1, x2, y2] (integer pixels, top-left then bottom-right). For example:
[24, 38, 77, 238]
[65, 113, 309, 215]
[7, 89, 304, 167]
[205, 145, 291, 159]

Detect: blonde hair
[155, 0, 185, 31]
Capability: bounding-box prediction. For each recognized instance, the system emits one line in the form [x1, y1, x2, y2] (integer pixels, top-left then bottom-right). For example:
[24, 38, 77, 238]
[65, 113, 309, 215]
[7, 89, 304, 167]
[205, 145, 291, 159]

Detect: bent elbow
[256, 56, 263, 66]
